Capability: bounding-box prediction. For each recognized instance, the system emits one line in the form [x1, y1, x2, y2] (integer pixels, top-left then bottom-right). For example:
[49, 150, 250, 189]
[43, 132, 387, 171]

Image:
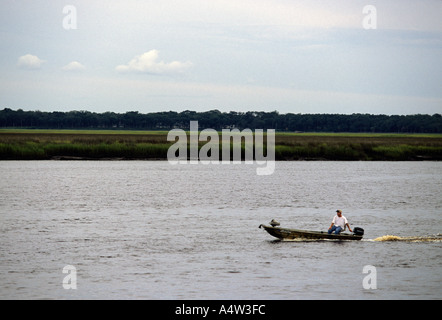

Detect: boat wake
[372, 234, 442, 242]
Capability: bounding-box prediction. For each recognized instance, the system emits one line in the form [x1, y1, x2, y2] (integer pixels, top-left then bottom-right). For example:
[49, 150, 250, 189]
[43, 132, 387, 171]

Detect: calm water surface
[0, 161, 441, 299]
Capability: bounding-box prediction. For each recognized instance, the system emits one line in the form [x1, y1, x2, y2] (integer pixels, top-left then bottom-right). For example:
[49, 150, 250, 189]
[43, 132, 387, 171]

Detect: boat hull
[259, 224, 363, 241]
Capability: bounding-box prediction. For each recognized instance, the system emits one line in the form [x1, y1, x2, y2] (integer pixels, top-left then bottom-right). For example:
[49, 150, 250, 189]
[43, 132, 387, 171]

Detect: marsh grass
[0, 142, 172, 160]
[0, 130, 441, 160]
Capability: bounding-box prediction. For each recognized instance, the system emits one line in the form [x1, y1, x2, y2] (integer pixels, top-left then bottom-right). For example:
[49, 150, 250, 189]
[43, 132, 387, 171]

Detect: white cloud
[115, 50, 192, 74]
[62, 61, 86, 71]
[17, 54, 45, 69]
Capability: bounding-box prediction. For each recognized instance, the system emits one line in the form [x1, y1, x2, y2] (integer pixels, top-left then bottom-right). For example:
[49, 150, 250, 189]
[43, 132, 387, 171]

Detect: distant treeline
[1, 108, 441, 133]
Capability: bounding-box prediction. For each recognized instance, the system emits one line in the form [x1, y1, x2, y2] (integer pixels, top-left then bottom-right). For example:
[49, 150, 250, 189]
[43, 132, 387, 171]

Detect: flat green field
[0, 129, 441, 160]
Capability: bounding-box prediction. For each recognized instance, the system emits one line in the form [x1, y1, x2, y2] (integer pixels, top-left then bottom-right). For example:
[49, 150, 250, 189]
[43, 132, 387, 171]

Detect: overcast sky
[0, 0, 441, 115]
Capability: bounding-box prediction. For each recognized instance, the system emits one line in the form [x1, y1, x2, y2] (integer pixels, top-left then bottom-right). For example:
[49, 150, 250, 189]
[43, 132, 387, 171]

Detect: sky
[0, 0, 441, 115]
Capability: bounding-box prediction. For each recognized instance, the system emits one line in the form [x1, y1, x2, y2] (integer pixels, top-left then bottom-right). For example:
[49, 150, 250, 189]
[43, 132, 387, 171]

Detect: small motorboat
[259, 222, 364, 241]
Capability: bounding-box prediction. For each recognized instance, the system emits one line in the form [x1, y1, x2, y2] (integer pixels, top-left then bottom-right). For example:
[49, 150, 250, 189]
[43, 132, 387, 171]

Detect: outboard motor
[353, 227, 364, 236]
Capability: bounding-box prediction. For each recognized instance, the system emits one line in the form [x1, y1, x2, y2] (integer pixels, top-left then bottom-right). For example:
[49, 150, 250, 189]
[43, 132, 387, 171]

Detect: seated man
[328, 210, 352, 235]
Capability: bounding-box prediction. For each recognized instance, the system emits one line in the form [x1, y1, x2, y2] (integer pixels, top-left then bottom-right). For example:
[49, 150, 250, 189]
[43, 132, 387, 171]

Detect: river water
[0, 161, 441, 300]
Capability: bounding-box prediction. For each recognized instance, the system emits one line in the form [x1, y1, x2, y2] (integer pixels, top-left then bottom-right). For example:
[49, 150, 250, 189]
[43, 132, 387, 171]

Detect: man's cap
[336, 210, 342, 213]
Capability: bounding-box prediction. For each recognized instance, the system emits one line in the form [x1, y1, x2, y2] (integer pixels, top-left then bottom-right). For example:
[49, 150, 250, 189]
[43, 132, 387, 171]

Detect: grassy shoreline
[1, 129, 441, 161]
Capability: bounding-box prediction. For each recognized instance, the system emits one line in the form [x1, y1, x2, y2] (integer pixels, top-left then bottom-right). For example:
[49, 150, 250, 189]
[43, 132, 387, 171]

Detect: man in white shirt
[328, 210, 352, 235]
